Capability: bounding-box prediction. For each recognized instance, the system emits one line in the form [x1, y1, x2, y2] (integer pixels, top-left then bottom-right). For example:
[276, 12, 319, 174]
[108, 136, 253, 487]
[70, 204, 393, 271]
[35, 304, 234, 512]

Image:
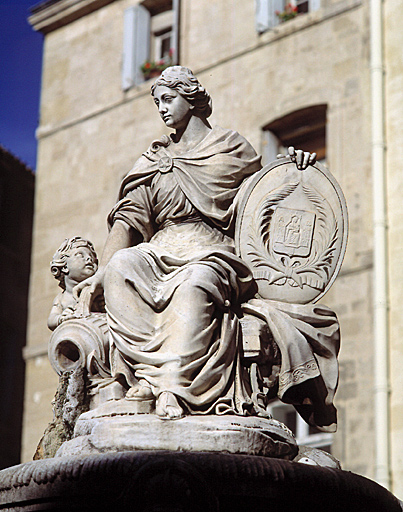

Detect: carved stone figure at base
[47, 237, 110, 400]
[48, 237, 103, 330]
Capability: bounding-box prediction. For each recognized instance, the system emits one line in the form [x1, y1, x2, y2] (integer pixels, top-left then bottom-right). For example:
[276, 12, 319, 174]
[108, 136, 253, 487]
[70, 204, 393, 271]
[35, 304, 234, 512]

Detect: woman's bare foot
[126, 380, 154, 401]
[155, 391, 184, 419]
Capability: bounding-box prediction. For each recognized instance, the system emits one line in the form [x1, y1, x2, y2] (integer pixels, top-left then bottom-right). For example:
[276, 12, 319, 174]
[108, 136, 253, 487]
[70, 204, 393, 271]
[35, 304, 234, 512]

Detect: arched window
[262, 104, 327, 166]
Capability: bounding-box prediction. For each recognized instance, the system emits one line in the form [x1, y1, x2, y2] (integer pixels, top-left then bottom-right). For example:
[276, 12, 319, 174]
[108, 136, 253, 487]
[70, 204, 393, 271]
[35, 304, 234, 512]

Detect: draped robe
[105, 126, 261, 414]
[104, 125, 340, 429]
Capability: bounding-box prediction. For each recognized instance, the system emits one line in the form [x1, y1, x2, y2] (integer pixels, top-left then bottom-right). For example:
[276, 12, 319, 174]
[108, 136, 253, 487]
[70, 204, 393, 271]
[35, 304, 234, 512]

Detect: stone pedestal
[1, 451, 401, 512]
[55, 400, 298, 460]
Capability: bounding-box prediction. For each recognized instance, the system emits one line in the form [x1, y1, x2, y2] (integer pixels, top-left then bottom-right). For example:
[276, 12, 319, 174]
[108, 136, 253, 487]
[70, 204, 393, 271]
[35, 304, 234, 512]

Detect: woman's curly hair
[50, 237, 98, 290]
[151, 66, 212, 119]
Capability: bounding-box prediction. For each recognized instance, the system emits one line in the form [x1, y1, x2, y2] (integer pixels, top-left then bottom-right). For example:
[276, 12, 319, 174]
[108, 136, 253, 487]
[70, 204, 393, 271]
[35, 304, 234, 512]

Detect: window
[268, 400, 333, 452]
[295, 0, 310, 14]
[262, 105, 327, 166]
[255, 0, 320, 33]
[151, 9, 174, 62]
[122, 0, 180, 90]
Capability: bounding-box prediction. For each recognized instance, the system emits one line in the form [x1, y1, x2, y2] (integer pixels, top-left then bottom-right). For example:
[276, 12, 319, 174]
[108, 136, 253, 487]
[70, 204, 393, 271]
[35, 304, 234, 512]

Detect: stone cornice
[28, 0, 116, 34]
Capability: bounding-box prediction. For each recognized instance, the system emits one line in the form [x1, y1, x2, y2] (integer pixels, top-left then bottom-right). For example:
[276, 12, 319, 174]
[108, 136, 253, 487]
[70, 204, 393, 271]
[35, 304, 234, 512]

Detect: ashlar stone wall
[385, 0, 403, 497]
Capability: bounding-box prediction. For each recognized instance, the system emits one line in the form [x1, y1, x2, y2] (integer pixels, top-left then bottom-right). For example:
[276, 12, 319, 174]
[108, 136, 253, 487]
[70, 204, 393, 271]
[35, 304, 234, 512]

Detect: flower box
[276, 4, 299, 23]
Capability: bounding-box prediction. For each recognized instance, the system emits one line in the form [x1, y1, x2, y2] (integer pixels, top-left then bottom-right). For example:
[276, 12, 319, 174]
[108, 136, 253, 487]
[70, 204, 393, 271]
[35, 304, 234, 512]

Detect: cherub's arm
[47, 294, 64, 331]
[47, 292, 78, 330]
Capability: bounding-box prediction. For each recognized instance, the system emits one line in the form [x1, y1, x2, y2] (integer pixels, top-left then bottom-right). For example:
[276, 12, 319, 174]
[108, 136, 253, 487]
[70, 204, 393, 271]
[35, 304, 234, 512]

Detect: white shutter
[122, 5, 150, 90]
[262, 130, 282, 166]
[172, 0, 180, 64]
[255, 0, 282, 33]
[255, 0, 270, 33]
[273, 0, 285, 23]
[309, 0, 321, 11]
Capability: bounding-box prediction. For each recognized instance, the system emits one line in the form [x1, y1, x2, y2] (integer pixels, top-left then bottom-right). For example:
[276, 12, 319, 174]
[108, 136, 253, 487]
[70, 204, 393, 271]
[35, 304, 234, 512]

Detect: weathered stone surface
[1, 452, 402, 512]
[34, 367, 89, 460]
[235, 158, 348, 304]
[385, 0, 403, 496]
[55, 404, 297, 459]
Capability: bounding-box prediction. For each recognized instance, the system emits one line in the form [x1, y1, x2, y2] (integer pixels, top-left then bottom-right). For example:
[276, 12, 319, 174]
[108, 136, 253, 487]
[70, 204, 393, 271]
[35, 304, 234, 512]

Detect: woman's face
[153, 85, 193, 130]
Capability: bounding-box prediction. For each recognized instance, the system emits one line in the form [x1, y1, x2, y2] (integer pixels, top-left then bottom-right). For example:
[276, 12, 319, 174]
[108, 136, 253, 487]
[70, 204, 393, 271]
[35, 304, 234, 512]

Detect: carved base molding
[1, 451, 401, 512]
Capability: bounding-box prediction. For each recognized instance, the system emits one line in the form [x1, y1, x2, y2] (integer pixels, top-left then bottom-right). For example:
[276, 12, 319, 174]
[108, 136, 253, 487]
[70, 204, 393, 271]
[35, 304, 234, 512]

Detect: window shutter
[122, 5, 150, 90]
[255, 0, 281, 33]
[309, 0, 321, 11]
[172, 0, 180, 64]
[255, 0, 270, 33]
[273, 0, 285, 22]
[262, 130, 282, 166]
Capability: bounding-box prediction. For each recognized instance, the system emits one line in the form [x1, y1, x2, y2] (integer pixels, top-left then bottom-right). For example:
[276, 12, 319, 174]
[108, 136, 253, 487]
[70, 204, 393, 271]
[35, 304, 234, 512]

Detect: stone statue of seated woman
[46, 67, 347, 459]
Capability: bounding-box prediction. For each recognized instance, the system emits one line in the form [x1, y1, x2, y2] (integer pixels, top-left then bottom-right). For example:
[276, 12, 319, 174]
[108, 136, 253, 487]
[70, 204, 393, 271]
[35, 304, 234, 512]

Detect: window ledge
[257, 0, 362, 45]
[297, 432, 333, 448]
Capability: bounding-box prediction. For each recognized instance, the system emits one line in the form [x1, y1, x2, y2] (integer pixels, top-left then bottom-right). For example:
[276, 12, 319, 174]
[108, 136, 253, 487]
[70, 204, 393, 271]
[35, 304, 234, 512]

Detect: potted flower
[275, 3, 299, 23]
[140, 49, 174, 81]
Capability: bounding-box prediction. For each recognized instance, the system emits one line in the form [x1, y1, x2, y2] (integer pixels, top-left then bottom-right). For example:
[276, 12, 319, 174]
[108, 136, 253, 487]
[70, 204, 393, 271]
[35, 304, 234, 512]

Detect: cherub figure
[47, 237, 99, 331]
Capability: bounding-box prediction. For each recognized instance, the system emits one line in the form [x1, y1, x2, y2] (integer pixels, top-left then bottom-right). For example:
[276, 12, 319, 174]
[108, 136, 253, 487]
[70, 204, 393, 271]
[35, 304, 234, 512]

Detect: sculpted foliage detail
[247, 181, 338, 292]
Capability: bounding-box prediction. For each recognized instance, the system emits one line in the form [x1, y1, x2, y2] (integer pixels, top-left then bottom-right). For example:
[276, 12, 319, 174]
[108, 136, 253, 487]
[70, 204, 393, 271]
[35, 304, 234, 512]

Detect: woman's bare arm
[73, 220, 137, 300]
[99, 219, 133, 267]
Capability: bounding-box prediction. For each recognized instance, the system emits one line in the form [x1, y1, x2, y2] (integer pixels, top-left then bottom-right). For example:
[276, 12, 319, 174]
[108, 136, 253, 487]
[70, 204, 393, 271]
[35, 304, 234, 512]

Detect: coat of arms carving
[235, 158, 347, 304]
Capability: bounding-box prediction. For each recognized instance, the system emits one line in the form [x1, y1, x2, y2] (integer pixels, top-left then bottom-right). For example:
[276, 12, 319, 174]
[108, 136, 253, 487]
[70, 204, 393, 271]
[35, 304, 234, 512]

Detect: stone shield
[235, 158, 348, 304]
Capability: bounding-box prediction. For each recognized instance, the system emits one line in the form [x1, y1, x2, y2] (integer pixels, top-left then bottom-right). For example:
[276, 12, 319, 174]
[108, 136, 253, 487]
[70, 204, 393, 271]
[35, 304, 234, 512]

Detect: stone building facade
[26, 0, 403, 497]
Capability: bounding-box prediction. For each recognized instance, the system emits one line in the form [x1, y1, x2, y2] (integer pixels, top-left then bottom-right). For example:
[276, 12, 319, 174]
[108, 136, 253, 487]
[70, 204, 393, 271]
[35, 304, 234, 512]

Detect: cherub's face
[65, 246, 96, 282]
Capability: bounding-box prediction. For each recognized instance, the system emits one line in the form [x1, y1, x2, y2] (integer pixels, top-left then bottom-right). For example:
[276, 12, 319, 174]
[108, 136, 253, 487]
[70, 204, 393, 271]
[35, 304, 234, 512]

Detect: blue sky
[0, 0, 43, 170]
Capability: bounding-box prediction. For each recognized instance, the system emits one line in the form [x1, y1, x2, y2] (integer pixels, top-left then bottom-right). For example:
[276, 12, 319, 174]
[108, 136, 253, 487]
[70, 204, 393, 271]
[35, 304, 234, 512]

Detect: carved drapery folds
[46, 156, 347, 442]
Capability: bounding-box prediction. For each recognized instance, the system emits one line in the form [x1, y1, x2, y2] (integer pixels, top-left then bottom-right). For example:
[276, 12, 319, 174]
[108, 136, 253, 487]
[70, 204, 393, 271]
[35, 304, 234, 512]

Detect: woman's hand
[73, 267, 106, 316]
[277, 146, 316, 170]
[71, 221, 133, 316]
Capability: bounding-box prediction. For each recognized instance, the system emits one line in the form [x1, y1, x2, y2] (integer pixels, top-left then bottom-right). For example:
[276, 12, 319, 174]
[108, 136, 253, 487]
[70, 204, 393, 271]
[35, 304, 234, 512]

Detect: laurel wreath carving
[246, 182, 338, 290]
